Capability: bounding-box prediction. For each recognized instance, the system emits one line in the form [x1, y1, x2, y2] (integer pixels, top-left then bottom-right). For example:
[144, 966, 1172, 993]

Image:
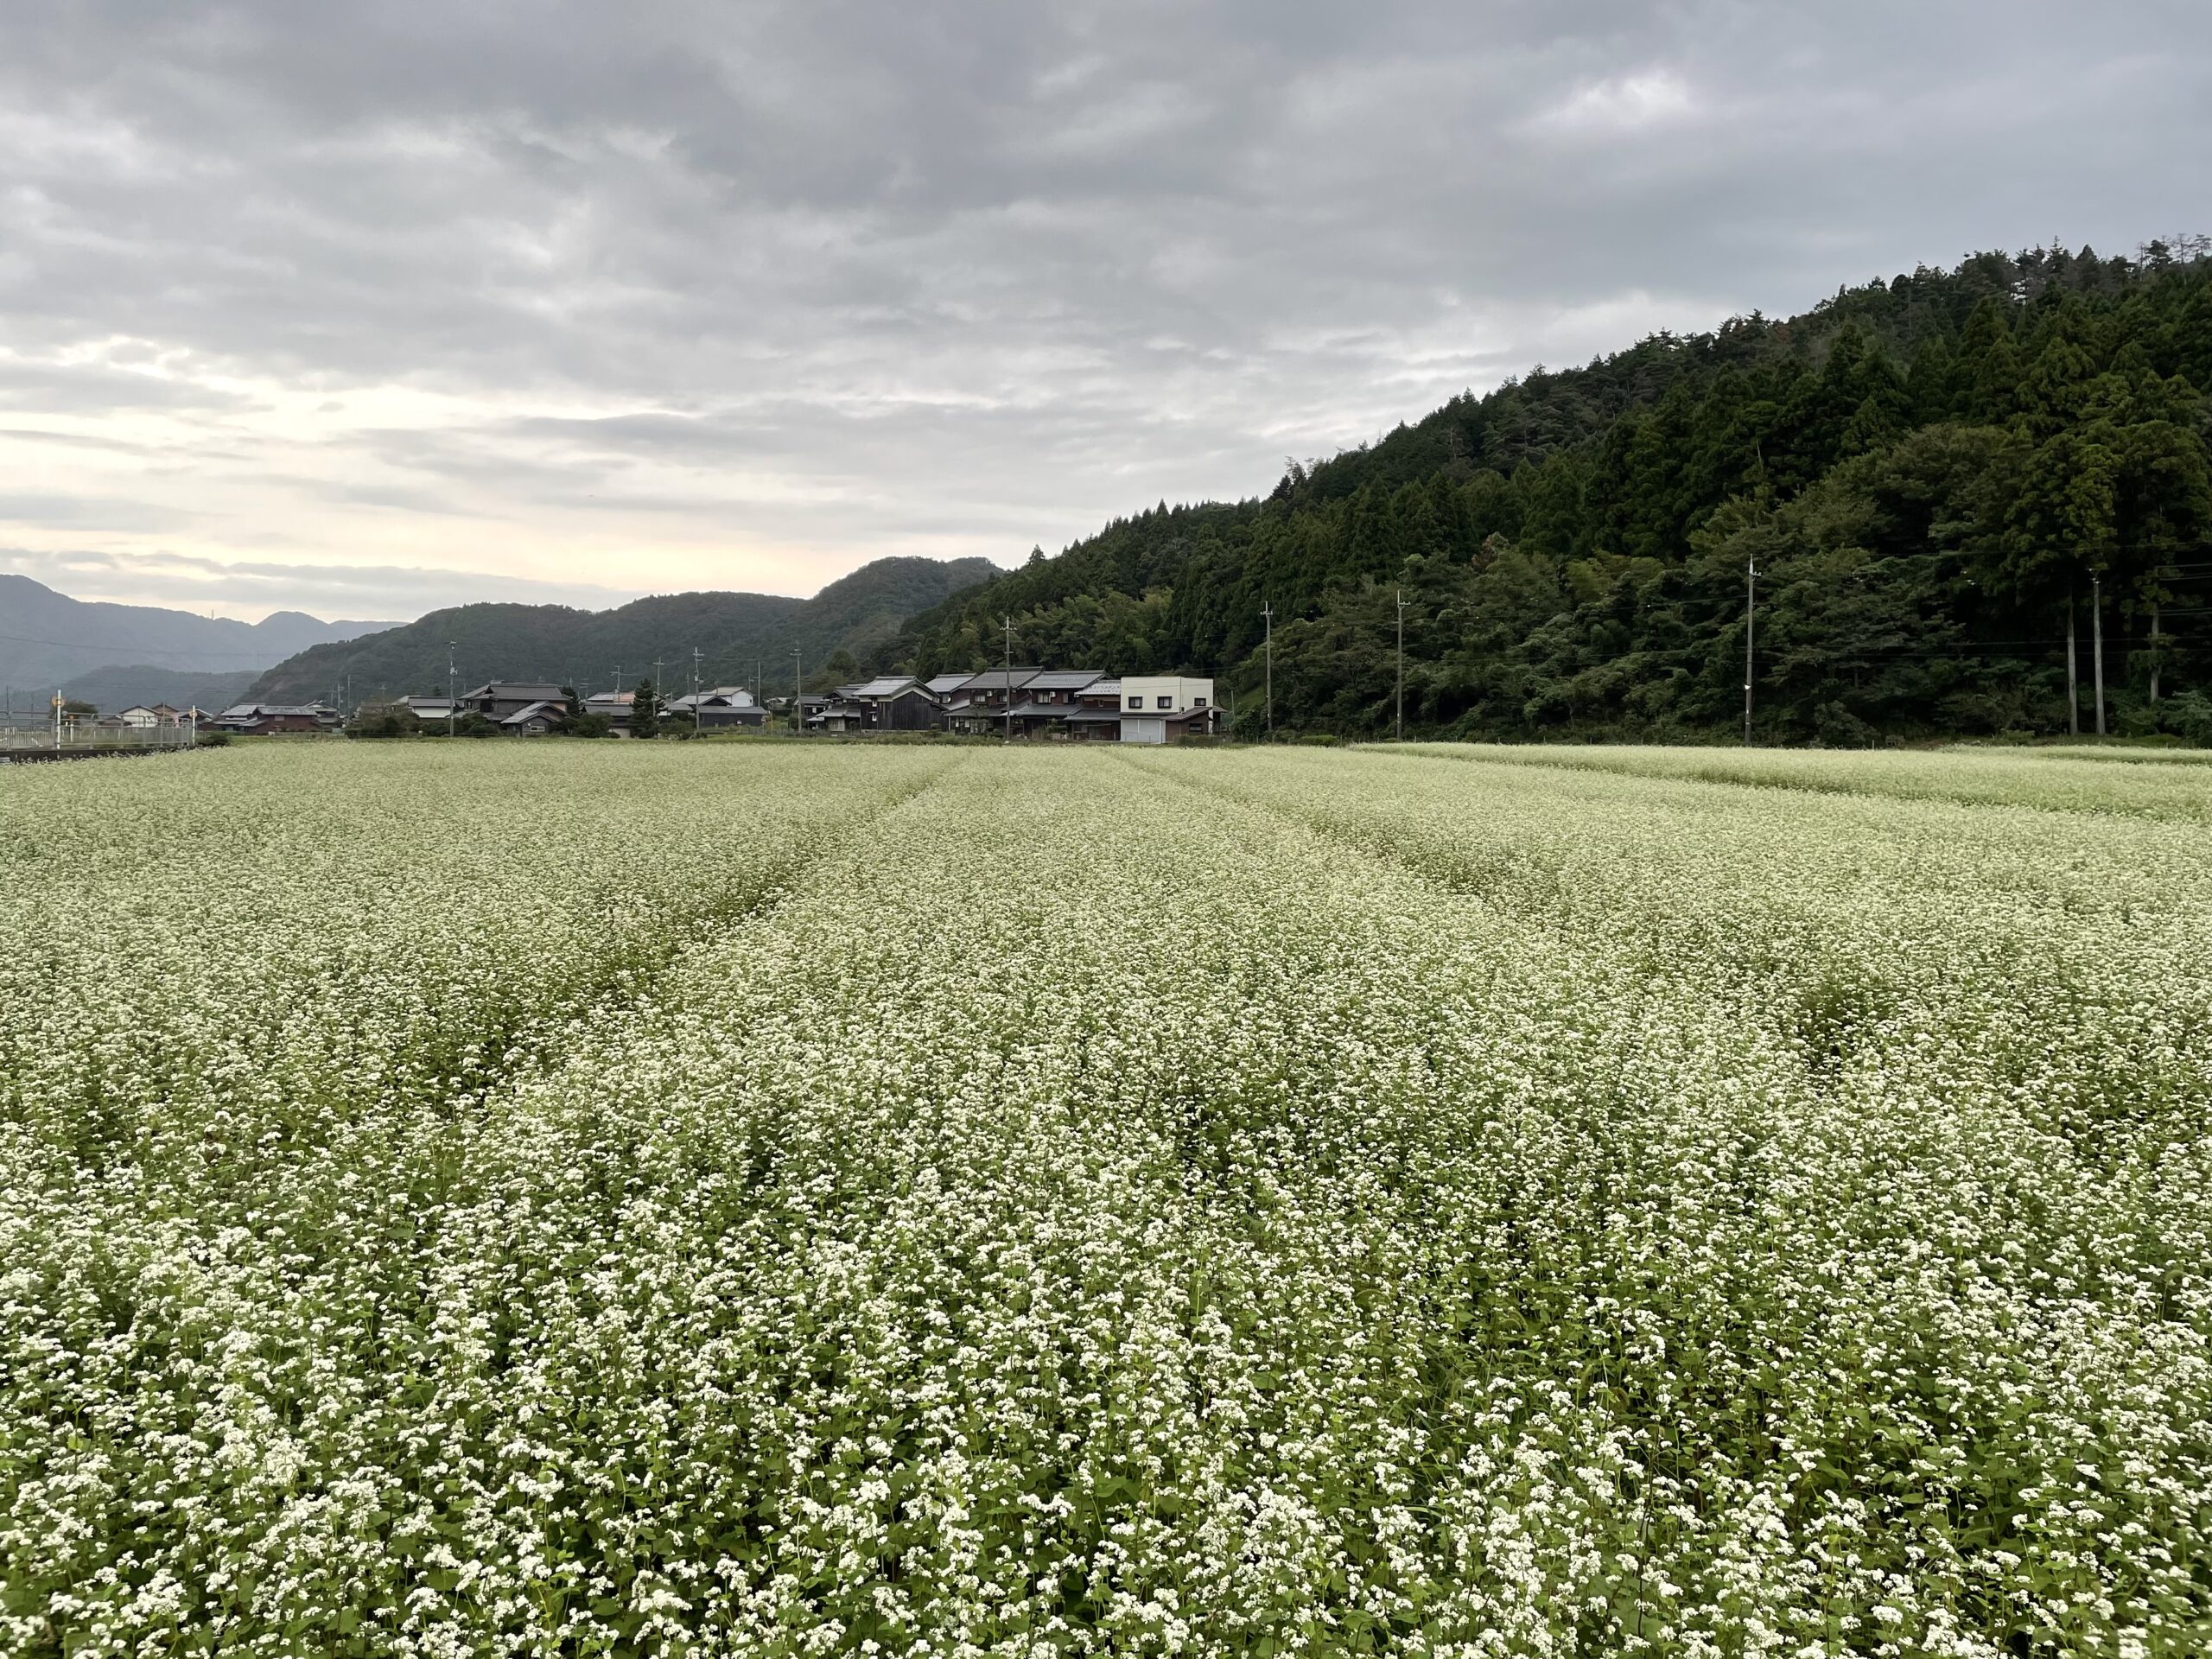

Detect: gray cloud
[0, 0, 2206, 616]
[0, 545, 639, 617]
[0, 493, 200, 531]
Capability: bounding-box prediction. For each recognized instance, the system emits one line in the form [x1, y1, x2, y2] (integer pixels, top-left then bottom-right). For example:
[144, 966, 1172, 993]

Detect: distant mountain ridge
[251, 556, 1001, 703]
[0, 574, 394, 702]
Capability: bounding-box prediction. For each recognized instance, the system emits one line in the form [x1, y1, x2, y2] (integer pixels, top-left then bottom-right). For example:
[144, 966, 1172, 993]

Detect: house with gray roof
[1065, 677, 1127, 741]
[945, 667, 1042, 734]
[583, 690, 637, 731]
[460, 683, 568, 719]
[668, 686, 766, 729]
[212, 702, 342, 735]
[798, 674, 954, 734]
[498, 700, 566, 736]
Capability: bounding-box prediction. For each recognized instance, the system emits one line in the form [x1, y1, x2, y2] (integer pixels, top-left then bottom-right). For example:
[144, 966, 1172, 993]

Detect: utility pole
[1395, 588, 1406, 742]
[1262, 601, 1274, 738]
[2091, 570, 2107, 736]
[1002, 615, 1014, 745]
[2150, 584, 2163, 705]
[791, 647, 802, 736]
[448, 642, 457, 738]
[2066, 584, 2080, 736]
[1742, 560, 1758, 746]
[692, 646, 703, 732]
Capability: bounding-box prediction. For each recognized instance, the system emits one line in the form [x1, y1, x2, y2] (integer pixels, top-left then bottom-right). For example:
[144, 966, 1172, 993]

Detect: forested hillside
[896, 242, 2212, 742]
[253, 556, 998, 704]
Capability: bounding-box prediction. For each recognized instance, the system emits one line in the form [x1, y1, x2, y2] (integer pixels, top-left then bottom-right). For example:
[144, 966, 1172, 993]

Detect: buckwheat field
[4, 742, 2209, 1658]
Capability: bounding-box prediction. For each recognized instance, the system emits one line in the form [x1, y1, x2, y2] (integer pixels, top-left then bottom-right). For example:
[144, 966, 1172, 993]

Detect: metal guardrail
[0, 722, 203, 752]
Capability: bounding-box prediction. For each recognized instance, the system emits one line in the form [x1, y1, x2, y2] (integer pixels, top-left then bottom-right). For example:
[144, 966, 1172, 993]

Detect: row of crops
[3, 743, 2209, 1655]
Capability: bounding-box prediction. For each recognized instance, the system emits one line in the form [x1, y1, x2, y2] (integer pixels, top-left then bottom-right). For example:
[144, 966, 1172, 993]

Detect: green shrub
[345, 702, 415, 739]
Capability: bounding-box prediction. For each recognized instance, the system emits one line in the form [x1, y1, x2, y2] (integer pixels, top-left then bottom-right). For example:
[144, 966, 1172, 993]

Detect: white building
[1116, 676, 1218, 744]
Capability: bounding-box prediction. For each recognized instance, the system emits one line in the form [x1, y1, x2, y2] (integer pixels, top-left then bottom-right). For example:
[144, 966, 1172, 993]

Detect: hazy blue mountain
[0, 574, 395, 697]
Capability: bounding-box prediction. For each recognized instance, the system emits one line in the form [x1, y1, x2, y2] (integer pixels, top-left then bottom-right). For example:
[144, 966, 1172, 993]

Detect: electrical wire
[0, 627, 270, 664]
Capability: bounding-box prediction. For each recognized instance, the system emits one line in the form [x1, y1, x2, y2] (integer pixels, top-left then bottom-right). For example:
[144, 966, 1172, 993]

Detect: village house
[1064, 677, 1127, 741]
[990, 669, 1103, 739]
[460, 683, 567, 719]
[363, 664, 1220, 744]
[830, 676, 944, 732]
[894, 665, 1224, 742]
[810, 684, 871, 734]
[945, 667, 1041, 735]
[1115, 677, 1220, 744]
[583, 690, 636, 731]
[667, 687, 766, 729]
[211, 702, 342, 734]
[498, 701, 566, 736]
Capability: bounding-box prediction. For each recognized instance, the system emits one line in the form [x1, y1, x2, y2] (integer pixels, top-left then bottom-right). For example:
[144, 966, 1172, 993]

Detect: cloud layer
[1, 1, 2205, 619]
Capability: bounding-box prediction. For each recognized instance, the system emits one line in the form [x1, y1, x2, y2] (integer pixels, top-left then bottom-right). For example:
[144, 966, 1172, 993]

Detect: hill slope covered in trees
[893, 242, 2212, 743]
[254, 556, 999, 704]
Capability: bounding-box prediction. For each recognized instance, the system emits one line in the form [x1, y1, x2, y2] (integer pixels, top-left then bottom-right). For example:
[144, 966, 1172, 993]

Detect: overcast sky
[1, 1, 2205, 621]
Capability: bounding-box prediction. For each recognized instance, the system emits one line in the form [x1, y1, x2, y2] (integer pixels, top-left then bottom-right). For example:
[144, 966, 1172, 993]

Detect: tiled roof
[461, 683, 563, 700]
[958, 668, 1042, 691]
[217, 703, 330, 721]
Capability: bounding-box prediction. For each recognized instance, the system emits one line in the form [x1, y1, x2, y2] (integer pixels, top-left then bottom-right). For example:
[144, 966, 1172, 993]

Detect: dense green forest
[254, 556, 998, 704]
[893, 242, 2212, 742]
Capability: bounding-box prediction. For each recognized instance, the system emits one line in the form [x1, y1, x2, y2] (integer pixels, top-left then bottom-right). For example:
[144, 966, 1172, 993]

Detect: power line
[0, 627, 277, 664]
